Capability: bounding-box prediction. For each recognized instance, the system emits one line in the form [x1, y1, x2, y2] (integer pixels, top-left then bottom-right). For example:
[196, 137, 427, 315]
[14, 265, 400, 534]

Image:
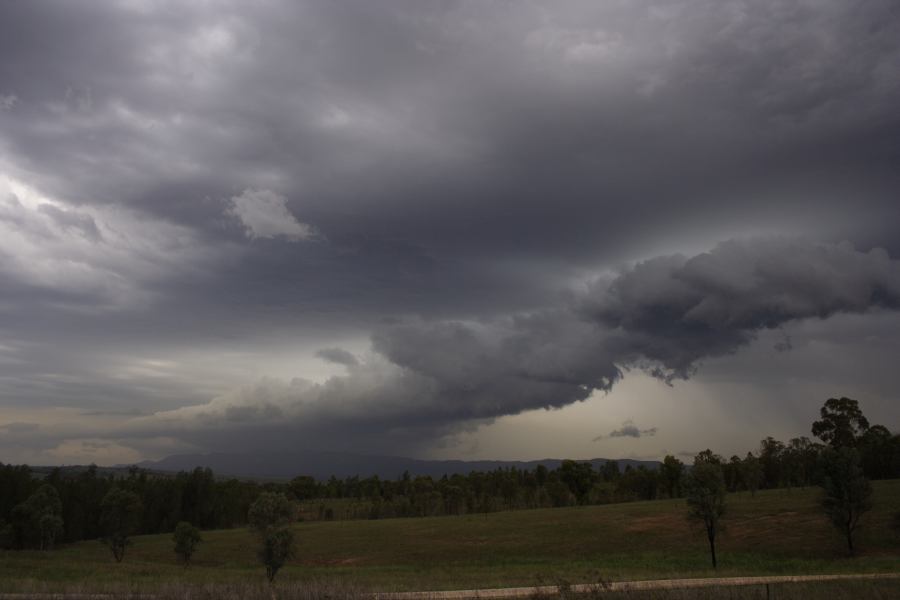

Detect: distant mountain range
[132, 451, 661, 480]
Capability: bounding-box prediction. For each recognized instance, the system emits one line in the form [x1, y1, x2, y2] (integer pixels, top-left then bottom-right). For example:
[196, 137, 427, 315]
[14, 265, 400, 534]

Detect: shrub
[248, 492, 296, 582]
[173, 521, 202, 566]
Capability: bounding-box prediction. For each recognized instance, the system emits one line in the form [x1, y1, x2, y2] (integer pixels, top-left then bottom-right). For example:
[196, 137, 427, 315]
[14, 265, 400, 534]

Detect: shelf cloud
[114, 238, 900, 455]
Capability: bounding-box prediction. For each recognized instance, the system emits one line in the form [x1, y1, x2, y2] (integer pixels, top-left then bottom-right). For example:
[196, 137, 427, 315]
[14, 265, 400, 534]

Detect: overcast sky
[1, 0, 899, 467]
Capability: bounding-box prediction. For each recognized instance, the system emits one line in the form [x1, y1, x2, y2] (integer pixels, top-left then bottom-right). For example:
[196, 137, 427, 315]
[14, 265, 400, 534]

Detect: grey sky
[1, 0, 899, 466]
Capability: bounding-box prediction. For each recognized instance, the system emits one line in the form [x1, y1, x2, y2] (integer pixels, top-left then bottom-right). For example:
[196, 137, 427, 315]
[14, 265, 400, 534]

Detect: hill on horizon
[129, 451, 661, 480]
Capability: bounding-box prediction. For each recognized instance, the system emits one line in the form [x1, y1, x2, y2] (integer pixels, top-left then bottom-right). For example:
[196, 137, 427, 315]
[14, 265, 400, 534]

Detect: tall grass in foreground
[7, 579, 369, 599]
[8, 578, 899, 599]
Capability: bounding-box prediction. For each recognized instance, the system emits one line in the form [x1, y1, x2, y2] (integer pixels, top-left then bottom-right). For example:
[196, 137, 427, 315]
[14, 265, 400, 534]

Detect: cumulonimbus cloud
[127, 237, 900, 454]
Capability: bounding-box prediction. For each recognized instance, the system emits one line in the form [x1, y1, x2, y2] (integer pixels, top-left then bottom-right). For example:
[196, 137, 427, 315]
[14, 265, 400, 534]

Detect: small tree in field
[685, 461, 727, 569]
[173, 521, 202, 566]
[258, 528, 295, 580]
[819, 447, 872, 555]
[100, 487, 143, 562]
[248, 492, 296, 582]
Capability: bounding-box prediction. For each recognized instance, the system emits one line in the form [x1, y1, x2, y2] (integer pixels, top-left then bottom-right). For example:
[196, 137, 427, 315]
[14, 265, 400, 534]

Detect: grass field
[2, 481, 899, 593]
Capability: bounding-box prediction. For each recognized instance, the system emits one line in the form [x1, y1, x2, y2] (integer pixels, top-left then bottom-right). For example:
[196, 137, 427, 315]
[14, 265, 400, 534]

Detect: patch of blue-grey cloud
[316, 348, 360, 368]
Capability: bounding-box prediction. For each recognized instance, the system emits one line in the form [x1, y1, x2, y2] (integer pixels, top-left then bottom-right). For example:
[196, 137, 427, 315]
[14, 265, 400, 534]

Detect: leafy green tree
[37, 513, 65, 550]
[10, 484, 64, 550]
[535, 464, 549, 486]
[812, 397, 870, 448]
[758, 437, 786, 489]
[289, 475, 319, 501]
[443, 485, 466, 515]
[545, 479, 573, 507]
[173, 521, 202, 566]
[559, 460, 595, 504]
[179, 467, 216, 529]
[100, 487, 143, 562]
[600, 460, 620, 482]
[660, 455, 685, 498]
[57, 464, 109, 543]
[0, 519, 12, 549]
[0, 463, 38, 539]
[248, 491, 294, 532]
[740, 453, 762, 497]
[819, 447, 873, 555]
[685, 462, 727, 569]
[785, 437, 821, 488]
[857, 425, 899, 480]
[723, 456, 743, 492]
[257, 528, 294, 581]
[617, 466, 659, 501]
[248, 492, 296, 582]
[693, 449, 724, 465]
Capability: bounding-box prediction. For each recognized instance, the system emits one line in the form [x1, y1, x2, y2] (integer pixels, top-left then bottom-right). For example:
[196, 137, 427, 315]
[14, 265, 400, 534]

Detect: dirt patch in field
[623, 515, 689, 535]
[303, 556, 364, 566]
[726, 512, 830, 551]
[729, 512, 816, 536]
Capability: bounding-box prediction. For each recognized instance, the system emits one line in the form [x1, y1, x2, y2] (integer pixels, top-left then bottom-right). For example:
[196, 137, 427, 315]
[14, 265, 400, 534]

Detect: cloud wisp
[594, 420, 659, 441]
[0, 175, 223, 313]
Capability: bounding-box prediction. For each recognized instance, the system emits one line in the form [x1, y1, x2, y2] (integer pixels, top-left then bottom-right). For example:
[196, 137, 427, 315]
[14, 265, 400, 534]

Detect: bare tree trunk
[846, 507, 855, 556]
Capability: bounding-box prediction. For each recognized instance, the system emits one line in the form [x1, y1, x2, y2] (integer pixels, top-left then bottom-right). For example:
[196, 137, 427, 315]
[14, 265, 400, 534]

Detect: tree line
[2, 396, 898, 553]
[289, 396, 898, 518]
[0, 464, 262, 549]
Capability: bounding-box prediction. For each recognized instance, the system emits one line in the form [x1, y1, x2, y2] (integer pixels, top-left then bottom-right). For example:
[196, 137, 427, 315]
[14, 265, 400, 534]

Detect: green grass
[2, 481, 899, 593]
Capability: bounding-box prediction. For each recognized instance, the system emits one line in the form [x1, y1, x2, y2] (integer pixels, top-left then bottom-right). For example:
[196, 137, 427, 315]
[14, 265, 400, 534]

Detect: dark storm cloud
[1, 1, 899, 460]
[126, 238, 900, 455]
[2, 0, 899, 263]
[585, 239, 900, 380]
